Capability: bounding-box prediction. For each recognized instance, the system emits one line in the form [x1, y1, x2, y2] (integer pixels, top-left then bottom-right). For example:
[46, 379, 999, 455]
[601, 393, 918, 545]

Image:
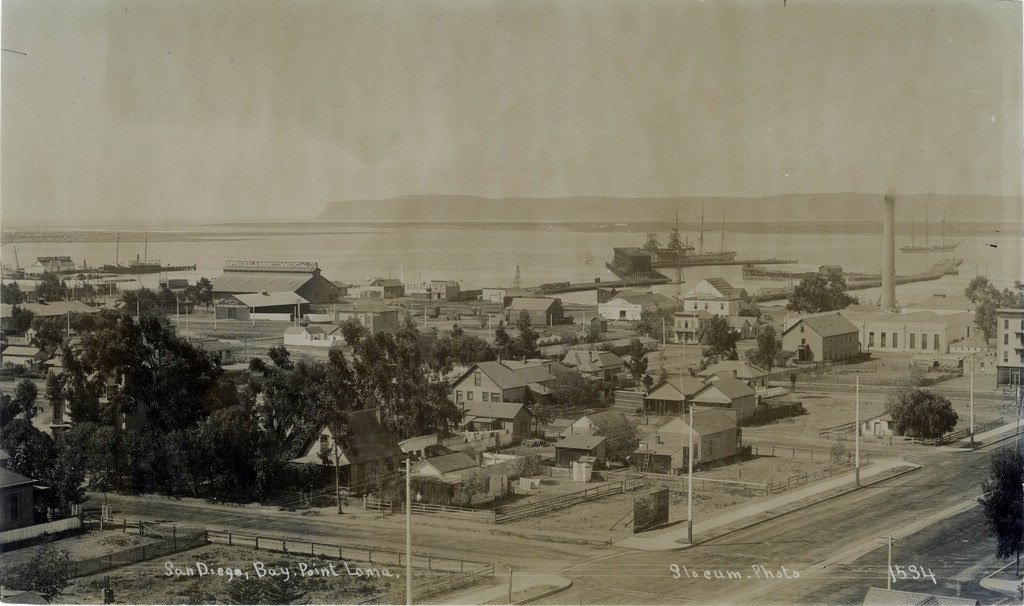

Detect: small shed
[554, 435, 607, 469]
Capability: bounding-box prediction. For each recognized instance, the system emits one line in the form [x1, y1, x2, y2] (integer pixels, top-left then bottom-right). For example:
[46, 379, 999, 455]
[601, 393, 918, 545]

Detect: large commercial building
[843, 310, 974, 355]
[211, 261, 341, 304]
[996, 308, 1023, 387]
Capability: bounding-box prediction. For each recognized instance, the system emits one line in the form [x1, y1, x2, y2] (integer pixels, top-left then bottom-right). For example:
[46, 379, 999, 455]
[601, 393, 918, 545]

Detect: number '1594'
[889, 565, 936, 584]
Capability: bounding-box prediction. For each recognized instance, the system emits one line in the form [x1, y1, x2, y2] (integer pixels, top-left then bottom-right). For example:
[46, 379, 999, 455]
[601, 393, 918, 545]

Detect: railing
[915, 419, 1007, 445]
[0, 517, 81, 545]
[630, 471, 769, 496]
[70, 523, 207, 578]
[206, 529, 492, 574]
[494, 477, 646, 523]
[362, 498, 496, 524]
[748, 442, 869, 466]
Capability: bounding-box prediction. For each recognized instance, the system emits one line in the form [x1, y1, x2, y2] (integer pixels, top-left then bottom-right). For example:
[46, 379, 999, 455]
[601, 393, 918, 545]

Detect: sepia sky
[1, 0, 1021, 227]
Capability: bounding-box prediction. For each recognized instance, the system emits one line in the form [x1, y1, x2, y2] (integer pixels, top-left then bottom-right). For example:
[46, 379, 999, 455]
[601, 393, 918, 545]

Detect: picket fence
[362, 498, 496, 524]
[0, 517, 81, 545]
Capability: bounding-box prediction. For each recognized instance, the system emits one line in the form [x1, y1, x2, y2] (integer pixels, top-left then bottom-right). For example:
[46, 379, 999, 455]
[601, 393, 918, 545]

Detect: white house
[682, 278, 746, 317]
[597, 292, 677, 322]
[283, 325, 345, 348]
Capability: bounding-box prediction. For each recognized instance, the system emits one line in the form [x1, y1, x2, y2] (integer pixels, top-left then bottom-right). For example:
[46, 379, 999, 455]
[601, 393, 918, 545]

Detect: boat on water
[585, 250, 595, 264]
[900, 209, 964, 253]
[99, 234, 196, 274]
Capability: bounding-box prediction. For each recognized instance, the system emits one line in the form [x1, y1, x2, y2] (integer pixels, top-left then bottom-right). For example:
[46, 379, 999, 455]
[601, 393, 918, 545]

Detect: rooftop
[463, 400, 526, 420]
[228, 291, 311, 308]
[698, 361, 769, 380]
[506, 297, 561, 311]
[785, 313, 858, 338]
[419, 451, 478, 474]
[556, 434, 607, 450]
[693, 376, 756, 400]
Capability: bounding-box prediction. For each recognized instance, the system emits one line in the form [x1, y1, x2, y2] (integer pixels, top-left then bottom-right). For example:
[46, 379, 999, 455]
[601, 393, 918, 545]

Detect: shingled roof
[785, 313, 858, 338]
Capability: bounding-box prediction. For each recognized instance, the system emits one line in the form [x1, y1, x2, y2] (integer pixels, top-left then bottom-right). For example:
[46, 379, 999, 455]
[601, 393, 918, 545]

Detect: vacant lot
[0, 528, 160, 570]
[54, 543, 402, 605]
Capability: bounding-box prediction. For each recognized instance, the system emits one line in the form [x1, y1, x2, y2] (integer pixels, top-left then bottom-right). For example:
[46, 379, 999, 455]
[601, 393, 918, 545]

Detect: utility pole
[405, 457, 412, 606]
[335, 442, 343, 514]
[970, 356, 975, 449]
[887, 534, 893, 589]
[687, 403, 694, 544]
[507, 564, 514, 603]
[855, 375, 860, 487]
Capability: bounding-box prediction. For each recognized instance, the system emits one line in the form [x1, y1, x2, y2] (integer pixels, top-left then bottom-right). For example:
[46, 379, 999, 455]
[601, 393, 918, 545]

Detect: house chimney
[881, 195, 897, 311]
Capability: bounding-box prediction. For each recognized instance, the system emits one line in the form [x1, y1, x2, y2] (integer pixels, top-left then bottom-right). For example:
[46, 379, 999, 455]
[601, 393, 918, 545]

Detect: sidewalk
[979, 559, 1023, 597]
[435, 573, 572, 605]
[615, 458, 916, 551]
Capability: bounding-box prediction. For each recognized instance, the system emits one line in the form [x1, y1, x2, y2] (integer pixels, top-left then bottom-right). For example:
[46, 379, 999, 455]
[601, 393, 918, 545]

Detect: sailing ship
[100, 234, 196, 274]
[584, 250, 595, 264]
[683, 204, 737, 264]
[900, 209, 964, 253]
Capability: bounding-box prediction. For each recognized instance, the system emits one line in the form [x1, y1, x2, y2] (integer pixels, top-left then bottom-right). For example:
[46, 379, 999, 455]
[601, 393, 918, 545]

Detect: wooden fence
[493, 476, 646, 524]
[909, 419, 1006, 446]
[362, 498, 496, 524]
[206, 529, 493, 575]
[0, 517, 81, 545]
[630, 472, 769, 496]
[749, 442, 870, 465]
[69, 523, 207, 578]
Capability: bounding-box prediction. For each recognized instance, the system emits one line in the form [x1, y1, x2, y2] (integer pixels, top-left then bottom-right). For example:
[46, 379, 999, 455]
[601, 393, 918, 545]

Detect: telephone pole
[855, 375, 860, 487]
[687, 403, 694, 544]
[405, 457, 412, 605]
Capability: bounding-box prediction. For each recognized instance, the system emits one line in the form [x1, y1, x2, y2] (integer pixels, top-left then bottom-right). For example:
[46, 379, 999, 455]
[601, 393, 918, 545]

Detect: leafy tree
[789, 372, 797, 391]
[459, 469, 489, 506]
[884, 388, 958, 439]
[194, 277, 214, 307]
[260, 573, 309, 605]
[978, 447, 1024, 575]
[786, 269, 857, 314]
[226, 577, 267, 605]
[635, 308, 674, 341]
[12, 379, 39, 420]
[268, 344, 294, 370]
[30, 316, 66, 348]
[2, 542, 72, 598]
[584, 322, 603, 344]
[1, 282, 25, 304]
[493, 325, 515, 359]
[594, 415, 641, 464]
[830, 440, 850, 464]
[35, 272, 68, 302]
[512, 310, 540, 359]
[746, 325, 781, 373]
[8, 305, 34, 334]
[0, 392, 19, 427]
[965, 277, 1024, 340]
[550, 371, 600, 410]
[702, 315, 740, 360]
[623, 339, 650, 391]
[339, 317, 368, 346]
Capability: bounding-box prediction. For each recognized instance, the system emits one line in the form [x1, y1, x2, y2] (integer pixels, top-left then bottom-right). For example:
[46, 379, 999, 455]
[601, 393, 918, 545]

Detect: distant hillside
[317, 193, 1022, 224]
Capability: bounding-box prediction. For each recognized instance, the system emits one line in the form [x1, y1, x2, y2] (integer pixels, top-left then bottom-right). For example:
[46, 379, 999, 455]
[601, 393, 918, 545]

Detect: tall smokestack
[881, 195, 897, 311]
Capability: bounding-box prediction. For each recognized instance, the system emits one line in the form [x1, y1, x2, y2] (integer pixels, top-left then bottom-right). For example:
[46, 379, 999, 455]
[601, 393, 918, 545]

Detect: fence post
[283, 539, 287, 553]
[229, 532, 232, 546]
[311, 542, 315, 556]
[173, 525, 177, 549]
[772, 445, 775, 456]
[792, 447, 795, 459]
[368, 550, 372, 563]
[428, 556, 432, 571]
[139, 521, 144, 536]
[255, 536, 259, 550]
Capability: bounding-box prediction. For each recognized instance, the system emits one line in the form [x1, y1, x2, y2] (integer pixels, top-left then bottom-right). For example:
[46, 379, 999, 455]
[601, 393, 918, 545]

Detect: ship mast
[924, 209, 929, 248]
[720, 214, 725, 252]
[910, 212, 915, 247]
[115, 235, 120, 265]
[941, 209, 946, 247]
[698, 203, 705, 256]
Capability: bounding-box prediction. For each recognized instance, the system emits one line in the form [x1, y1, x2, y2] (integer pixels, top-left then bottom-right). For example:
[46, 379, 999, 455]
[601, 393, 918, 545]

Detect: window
[7, 494, 17, 521]
[880, 333, 886, 348]
[492, 393, 501, 401]
[1005, 351, 1009, 363]
[921, 334, 927, 350]
[800, 325, 805, 333]
[720, 303, 725, 311]
[910, 334, 915, 349]
[1006, 319, 1010, 330]
[467, 391, 474, 401]
[320, 434, 330, 449]
[474, 371, 481, 387]
[934, 335, 940, 351]
[1006, 334, 1010, 345]
[456, 391, 463, 402]
[869, 332, 875, 347]
[892, 333, 898, 349]
[481, 392, 489, 402]
[704, 303, 708, 310]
